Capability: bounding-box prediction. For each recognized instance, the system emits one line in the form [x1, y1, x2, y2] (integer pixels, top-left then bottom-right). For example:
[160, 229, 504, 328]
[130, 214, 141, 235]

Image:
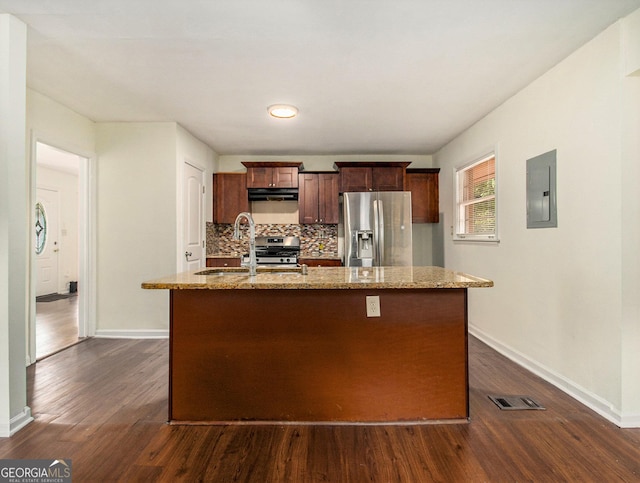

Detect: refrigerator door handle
[373, 199, 379, 264]
[375, 199, 384, 265]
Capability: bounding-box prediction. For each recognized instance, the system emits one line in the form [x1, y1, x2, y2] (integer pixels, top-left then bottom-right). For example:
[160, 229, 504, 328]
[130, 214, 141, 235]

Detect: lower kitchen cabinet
[298, 258, 342, 267]
[206, 257, 242, 268]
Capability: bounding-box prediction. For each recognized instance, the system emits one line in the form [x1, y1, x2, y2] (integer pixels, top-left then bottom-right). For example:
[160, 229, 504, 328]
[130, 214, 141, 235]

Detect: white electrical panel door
[527, 150, 557, 229]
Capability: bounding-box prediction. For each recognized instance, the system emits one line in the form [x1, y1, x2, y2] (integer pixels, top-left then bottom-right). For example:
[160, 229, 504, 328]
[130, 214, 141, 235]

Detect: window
[35, 202, 47, 254]
[455, 153, 497, 241]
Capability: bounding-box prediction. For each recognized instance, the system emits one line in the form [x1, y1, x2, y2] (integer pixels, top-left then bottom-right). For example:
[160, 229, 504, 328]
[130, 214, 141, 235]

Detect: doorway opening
[34, 142, 88, 360]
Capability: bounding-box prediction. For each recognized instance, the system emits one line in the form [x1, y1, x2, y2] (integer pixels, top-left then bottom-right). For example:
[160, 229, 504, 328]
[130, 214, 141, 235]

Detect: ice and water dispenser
[355, 230, 374, 262]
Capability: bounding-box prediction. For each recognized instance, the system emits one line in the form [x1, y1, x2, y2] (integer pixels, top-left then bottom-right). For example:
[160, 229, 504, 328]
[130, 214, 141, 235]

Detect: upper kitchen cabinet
[406, 168, 440, 223]
[299, 172, 340, 224]
[242, 161, 303, 188]
[213, 173, 250, 224]
[334, 162, 411, 192]
[318, 173, 340, 223]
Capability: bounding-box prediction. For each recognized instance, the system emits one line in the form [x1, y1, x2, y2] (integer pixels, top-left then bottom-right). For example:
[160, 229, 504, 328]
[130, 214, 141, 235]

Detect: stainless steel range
[243, 236, 300, 266]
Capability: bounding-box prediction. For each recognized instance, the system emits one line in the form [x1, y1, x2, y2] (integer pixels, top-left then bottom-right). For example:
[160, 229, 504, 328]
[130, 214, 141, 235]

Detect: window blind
[457, 155, 496, 236]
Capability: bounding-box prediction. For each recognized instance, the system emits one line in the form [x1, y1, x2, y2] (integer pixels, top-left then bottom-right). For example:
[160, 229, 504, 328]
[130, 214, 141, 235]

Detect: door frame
[178, 159, 206, 272]
[28, 133, 97, 364]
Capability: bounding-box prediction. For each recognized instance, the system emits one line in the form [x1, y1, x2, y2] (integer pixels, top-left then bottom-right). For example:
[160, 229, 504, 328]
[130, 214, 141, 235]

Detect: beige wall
[0, 13, 29, 437]
[435, 17, 640, 427]
[623, 8, 640, 76]
[95, 123, 177, 335]
[94, 122, 217, 335]
[620, 9, 640, 423]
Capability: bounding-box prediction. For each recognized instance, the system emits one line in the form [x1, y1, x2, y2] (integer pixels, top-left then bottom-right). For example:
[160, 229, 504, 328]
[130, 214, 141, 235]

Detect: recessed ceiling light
[268, 104, 298, 119]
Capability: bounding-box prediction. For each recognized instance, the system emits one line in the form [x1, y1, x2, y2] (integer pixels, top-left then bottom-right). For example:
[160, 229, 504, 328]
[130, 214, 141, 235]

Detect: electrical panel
[527, 150, 557, 229]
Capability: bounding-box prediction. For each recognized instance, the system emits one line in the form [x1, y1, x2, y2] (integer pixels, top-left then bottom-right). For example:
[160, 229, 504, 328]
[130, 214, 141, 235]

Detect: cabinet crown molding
[406, 168, 440, 174]
[333, 161, 411, 170]
[241, 161, 303, 170]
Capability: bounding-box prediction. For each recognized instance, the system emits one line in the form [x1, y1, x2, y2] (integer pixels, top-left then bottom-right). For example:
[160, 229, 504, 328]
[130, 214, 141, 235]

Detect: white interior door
[183, 162, 205, 272]
[35, 187, 60, 296]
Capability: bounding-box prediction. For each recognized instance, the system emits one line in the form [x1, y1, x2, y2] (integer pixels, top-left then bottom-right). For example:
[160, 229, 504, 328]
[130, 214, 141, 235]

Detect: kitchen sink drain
[488, 395, 545, 410]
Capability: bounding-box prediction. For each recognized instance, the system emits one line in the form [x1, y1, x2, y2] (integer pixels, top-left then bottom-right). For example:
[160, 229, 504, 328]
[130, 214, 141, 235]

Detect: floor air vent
[488, 395, 545, 411]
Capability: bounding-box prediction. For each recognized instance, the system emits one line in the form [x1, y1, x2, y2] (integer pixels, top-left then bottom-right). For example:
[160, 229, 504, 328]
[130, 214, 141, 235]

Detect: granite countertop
[141, 266, 493, 290]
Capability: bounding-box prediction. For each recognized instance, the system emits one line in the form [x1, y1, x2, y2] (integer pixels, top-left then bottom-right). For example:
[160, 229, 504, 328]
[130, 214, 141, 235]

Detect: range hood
[248, 187, 299, 201]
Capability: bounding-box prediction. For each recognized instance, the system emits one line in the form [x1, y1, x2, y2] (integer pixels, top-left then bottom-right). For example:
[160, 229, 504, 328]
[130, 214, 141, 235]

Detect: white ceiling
[2, 0, 640, 155]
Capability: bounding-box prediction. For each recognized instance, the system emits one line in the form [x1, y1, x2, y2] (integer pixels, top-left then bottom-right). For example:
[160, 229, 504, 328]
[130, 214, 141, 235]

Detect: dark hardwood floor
[36, 293, 84, 359]
[1, 336, 639, 481]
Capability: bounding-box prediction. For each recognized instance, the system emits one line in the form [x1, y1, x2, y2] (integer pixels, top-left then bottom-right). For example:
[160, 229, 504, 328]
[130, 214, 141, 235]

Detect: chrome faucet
[233, 212, 257, 276]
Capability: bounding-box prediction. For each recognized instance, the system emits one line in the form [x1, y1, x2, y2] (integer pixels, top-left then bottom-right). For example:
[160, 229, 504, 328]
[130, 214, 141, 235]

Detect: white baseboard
[469, 324, 636, 428]
[619, 412, 640, 428]
[94, 329, 169, 339]
[0, 406, 34, 437]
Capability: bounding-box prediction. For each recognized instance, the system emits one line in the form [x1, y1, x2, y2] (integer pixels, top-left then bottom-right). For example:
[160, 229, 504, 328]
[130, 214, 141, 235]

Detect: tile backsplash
[207, 223, 338, 256]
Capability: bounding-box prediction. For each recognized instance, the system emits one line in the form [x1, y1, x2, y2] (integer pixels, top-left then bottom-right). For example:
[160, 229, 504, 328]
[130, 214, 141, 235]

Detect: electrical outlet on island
[366, 295, 381, 317]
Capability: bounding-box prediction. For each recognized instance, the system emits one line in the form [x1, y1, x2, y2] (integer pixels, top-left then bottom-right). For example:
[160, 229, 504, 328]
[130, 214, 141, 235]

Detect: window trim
[453, 150, 499, 243]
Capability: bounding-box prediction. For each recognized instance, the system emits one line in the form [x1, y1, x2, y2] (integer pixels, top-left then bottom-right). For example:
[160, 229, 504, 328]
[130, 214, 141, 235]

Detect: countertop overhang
[141, 266, 493, 290]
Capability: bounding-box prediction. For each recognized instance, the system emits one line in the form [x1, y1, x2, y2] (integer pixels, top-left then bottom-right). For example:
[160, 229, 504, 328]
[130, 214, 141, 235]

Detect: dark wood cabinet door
[299, 173, 339, 224]
[298, 173, 320, 224]
[245, 167, 272, 188]
[339, 167, 372, 192]
[298, 258, 342, 267]
[318, 173, 339, 223]
[406, 170, 440, 223]
[244, 163, 302, 188]
[206, 257, 242, 267]
[213, 173, 249, 224]
[273, 167, 299, 188]
[372, 167, 405, 191]
[335, 162, 411, 193]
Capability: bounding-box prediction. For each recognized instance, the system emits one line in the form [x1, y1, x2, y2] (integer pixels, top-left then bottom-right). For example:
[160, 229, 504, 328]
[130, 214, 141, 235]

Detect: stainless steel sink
[195, 266, 303, 276]
[195, 267, 249, 276]
[257, 266, 302, 275]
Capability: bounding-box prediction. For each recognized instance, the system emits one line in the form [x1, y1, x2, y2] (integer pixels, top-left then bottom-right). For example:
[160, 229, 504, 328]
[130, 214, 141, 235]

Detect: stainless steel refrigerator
[342, 191, 412, 267]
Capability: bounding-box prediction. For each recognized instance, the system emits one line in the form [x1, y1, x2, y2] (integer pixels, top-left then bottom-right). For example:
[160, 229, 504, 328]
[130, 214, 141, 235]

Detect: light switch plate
[366, 296, 381, 317]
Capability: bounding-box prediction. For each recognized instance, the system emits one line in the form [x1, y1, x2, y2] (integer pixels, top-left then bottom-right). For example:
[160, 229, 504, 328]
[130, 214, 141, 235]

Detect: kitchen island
[142, 266, 492, 424]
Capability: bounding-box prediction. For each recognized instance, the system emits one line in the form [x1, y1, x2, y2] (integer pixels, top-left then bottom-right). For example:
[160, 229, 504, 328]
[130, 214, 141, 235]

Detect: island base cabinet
[169, 288, 468, 423]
